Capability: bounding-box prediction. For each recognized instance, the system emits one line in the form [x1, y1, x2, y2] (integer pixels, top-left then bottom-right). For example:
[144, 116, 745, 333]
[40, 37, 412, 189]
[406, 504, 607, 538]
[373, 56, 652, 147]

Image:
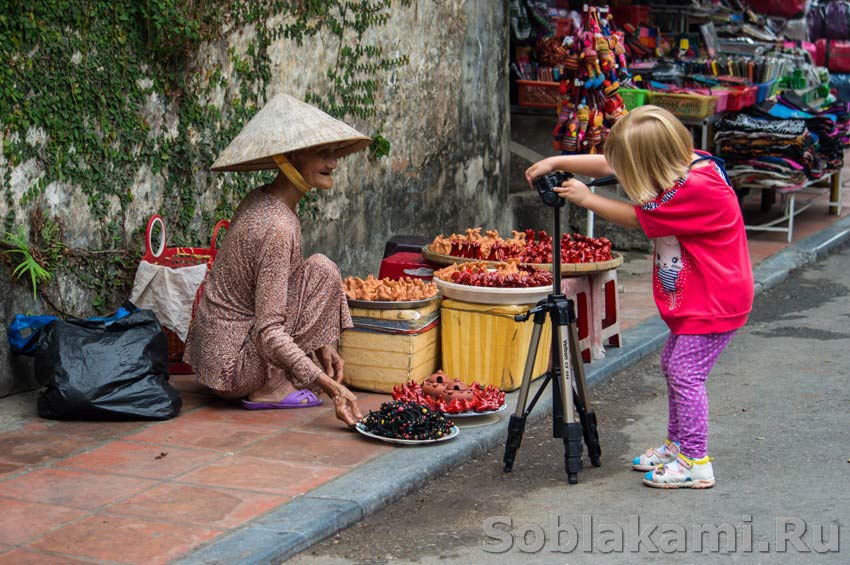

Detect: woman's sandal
[241, 389, 323, 410]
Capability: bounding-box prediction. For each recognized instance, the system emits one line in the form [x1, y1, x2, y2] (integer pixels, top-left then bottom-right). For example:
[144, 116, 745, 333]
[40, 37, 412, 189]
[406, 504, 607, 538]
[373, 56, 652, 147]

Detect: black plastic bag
[35, 307, 182, 420]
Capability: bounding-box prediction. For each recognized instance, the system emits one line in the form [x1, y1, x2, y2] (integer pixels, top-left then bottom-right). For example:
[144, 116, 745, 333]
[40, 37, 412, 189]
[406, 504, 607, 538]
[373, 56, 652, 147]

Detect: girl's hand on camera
[525, 159, 555, 189]
[555, 178, 592, 206]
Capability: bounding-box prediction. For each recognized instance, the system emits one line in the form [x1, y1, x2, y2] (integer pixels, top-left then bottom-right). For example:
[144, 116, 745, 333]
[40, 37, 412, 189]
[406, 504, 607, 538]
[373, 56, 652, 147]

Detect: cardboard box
[340, 323, 440, 393]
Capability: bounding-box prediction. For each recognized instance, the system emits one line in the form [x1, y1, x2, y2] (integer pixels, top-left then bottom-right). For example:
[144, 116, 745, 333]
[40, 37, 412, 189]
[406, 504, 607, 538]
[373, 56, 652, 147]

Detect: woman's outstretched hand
[316, 344, 345, 383]
[331, 385, 363, 427]
[555, 177, 592, 206]
[317, 369, 362, 428]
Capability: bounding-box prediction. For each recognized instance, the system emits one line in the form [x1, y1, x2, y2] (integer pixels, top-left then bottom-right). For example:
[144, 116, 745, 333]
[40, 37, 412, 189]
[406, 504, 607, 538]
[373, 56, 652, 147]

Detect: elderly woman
[185, 94, 368, 426]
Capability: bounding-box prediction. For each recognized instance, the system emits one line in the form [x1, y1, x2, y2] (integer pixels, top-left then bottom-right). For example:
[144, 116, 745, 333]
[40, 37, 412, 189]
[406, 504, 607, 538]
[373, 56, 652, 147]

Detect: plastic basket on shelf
[142, 214, 230, 374]
[768, 80, 780, 99]
[756, 80, 777, 104]
[516, 80, 562, 109]
[690, 87, 729, 113]
[743, 86, 758, 107]
[611, 5, 650, 27]
[619, 88, 650, 110]
[725, 86, 757, 111]
[647, 91, 717, 119]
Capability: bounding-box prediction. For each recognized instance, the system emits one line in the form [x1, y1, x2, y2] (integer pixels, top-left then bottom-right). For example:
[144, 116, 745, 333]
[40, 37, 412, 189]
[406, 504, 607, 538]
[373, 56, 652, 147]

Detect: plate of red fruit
[392, 371, 507, 417]
[432, 262, 552, 305]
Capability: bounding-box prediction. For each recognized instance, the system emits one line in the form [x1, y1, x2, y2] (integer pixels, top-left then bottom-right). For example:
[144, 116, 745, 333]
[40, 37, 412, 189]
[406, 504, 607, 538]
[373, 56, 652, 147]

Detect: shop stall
[509, 0, 849, 241]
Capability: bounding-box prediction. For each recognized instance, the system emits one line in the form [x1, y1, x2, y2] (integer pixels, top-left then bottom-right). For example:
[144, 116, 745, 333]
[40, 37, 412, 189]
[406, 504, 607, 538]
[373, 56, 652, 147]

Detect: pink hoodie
[634, 154, 754, 334]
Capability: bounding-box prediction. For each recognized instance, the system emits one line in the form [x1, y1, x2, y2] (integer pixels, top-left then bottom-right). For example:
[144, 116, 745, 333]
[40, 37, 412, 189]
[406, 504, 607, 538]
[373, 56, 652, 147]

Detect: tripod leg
[569, 323, 602, 467]
[503, 312, 546, 473]
[556, 320, 584, 484]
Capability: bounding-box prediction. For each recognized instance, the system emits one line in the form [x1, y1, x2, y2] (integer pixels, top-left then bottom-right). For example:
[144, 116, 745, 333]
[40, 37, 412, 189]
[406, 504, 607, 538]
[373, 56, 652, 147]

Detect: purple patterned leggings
[660, 331, 736, 458]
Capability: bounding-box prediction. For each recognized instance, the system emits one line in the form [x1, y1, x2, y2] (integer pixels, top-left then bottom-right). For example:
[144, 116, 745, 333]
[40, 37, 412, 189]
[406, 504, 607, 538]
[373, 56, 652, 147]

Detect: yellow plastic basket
[648, 91, 718, 119]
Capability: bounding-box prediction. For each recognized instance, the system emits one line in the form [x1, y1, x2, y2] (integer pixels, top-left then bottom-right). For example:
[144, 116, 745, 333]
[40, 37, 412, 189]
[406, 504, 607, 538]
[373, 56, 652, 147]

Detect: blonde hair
[603, 105, 694, 204]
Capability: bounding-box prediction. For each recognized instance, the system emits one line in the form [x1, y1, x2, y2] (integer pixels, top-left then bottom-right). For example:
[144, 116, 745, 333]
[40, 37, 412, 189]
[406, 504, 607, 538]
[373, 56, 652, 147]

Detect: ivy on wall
[0, 0, 410, 313]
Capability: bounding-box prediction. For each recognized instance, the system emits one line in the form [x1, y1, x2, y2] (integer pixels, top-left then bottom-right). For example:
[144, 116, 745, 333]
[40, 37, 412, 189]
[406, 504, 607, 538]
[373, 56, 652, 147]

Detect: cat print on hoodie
[656, 236, 683, 294]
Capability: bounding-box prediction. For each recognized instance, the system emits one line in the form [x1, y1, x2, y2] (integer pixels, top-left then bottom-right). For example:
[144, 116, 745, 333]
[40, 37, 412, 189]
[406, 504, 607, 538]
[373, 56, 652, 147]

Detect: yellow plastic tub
[440, 299, 551, 391]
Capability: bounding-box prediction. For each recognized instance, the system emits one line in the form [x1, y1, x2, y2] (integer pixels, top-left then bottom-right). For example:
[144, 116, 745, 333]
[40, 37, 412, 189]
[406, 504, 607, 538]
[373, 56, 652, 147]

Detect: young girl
[526, 105, 753, 489]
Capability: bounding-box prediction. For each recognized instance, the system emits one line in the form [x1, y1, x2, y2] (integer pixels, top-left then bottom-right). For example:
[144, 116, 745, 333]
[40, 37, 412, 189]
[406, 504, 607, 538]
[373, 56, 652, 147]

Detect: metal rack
[741, 170, 843, 242]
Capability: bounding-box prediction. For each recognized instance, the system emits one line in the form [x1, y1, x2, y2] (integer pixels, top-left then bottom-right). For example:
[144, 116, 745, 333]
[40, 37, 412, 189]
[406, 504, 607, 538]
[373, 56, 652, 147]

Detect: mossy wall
[0, 1, 510, 395]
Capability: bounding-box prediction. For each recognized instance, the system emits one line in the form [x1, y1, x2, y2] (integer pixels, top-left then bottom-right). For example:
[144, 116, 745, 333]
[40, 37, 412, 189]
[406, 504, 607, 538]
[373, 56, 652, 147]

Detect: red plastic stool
[561, 276, 592, 362]
[589, 269, 622, 359]
[378, 252, 436, 281]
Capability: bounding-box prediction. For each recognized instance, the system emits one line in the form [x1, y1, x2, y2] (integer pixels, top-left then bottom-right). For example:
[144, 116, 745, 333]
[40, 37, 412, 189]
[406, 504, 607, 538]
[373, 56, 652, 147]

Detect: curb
[179, 215, 850, 564]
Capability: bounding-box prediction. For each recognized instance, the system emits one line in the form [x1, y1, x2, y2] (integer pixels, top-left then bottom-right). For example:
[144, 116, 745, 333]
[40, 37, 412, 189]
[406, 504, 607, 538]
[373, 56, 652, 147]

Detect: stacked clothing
[770, 94, 850, 171]
[714, 93, 850, 193]
[714, 113, 814, 192]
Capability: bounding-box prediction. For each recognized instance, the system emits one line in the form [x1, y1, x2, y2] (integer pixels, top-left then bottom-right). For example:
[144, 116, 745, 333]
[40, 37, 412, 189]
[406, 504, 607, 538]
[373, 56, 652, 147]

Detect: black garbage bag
[35, 307, 182, 420]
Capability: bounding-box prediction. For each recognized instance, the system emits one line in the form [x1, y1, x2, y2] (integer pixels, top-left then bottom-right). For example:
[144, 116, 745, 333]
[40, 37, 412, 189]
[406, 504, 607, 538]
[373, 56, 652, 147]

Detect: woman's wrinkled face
[290, 147, 339, 190]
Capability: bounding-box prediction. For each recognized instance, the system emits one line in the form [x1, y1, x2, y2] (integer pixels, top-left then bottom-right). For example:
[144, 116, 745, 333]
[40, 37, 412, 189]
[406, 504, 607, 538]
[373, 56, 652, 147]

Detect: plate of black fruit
[355, 400, 459, 445]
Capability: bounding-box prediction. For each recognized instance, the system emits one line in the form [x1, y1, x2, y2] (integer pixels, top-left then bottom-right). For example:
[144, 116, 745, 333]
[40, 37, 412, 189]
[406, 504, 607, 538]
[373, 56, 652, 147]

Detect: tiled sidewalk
[0, 389, 391, 563]
[0, 180, 847, 563]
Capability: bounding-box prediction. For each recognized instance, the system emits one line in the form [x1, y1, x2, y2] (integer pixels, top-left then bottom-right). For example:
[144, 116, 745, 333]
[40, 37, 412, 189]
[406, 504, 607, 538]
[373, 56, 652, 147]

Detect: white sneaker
[643, 454, 715, 489]
[632, 439, 679, 471]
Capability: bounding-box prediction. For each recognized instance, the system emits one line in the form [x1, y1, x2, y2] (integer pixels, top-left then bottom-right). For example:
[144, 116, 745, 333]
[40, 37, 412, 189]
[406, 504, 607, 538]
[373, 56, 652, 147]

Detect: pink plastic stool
[588, 269, 622, 359]
[560, 276, 592, 362]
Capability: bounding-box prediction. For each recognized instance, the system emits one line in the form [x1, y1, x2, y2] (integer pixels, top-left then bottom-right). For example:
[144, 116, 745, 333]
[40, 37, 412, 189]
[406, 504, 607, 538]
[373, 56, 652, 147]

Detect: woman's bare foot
[246, 371, 312, 404]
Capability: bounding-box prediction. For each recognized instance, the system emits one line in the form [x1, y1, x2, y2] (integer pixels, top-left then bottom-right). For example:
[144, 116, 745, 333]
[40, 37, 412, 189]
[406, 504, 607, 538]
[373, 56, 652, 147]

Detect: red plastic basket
[611, 5, 650, 27]
[142, 214, 229, 374]
[725, 86, 757, 112]
[517, 80, 562, 109]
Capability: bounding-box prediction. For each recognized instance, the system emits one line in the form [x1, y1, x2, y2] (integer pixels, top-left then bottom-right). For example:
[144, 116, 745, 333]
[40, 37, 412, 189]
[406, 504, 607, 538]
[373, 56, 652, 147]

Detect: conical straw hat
[211, 94, 372, 172]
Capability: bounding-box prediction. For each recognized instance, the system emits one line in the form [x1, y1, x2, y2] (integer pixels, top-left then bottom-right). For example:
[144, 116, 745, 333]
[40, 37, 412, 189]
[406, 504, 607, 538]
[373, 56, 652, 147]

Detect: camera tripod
[503, 173, 617, 484]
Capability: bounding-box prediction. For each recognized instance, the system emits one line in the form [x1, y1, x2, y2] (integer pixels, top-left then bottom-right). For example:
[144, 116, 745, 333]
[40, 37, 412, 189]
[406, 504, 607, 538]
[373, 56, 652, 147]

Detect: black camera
[533, 171, 572, 208]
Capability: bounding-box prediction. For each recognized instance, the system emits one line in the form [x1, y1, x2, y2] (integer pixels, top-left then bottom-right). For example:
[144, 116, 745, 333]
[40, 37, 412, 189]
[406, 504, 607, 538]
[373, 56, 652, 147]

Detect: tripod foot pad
[583, 410, 602, 467]
[503, 414, 527, 473]
[564, 423, 584, 478]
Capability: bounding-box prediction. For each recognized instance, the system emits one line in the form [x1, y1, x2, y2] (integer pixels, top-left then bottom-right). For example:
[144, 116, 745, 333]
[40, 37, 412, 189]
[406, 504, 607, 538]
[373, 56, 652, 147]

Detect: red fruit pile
[433, 261, 553, 288]
[392, 381, 506, 414]
[438, 229, 612, 264]
[520, 231, 613, 264]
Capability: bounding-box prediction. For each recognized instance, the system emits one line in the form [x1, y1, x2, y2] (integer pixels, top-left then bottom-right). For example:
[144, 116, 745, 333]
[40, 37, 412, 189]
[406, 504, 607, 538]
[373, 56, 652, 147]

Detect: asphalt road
[293, 244, 850, 564]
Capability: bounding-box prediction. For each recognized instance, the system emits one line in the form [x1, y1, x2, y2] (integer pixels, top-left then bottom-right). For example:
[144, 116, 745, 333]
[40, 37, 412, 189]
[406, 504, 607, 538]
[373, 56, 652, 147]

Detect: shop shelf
[516, 80, 562, 109]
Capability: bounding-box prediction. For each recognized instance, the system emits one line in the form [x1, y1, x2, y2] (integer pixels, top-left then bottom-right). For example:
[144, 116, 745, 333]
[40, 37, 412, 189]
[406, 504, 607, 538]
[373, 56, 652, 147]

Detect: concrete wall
[289, 0, 513, 274]
[0, 1, 511, 395]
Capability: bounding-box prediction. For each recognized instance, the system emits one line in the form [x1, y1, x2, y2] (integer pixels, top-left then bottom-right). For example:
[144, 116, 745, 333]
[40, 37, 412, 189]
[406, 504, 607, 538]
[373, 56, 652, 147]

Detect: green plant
[2, 227, 51, 301]
[370, 133, 392, 160]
